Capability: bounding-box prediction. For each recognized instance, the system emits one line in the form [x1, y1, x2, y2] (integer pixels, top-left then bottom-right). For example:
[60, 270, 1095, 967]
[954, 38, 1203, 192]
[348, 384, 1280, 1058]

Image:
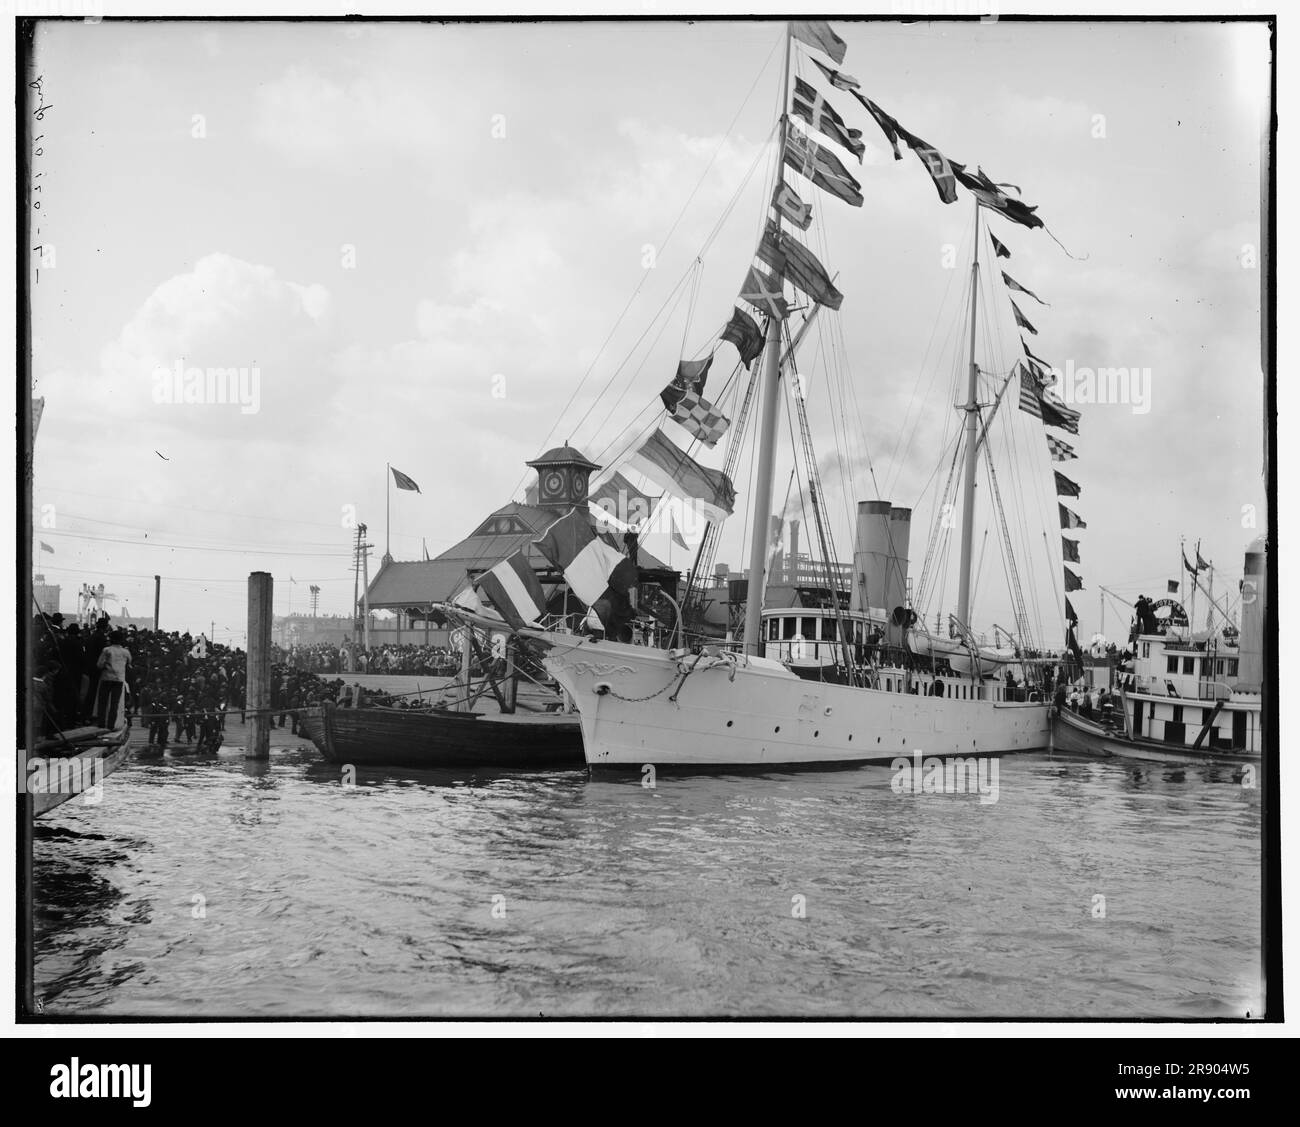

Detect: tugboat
[1051, 537, 1265, 766]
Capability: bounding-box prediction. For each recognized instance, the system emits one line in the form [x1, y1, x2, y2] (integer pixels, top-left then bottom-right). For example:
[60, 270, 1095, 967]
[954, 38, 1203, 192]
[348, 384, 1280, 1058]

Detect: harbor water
[31, 726, 1263, 1019]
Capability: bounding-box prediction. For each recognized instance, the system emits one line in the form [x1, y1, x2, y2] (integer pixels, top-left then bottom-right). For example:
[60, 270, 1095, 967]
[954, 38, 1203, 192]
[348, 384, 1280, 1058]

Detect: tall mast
[955, 197, 982, 631]
[742, 22, 792, 657]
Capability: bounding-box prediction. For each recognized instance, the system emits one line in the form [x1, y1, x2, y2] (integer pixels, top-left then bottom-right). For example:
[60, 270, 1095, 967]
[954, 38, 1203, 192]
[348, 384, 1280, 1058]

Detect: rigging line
[575, 266, 697, 444]
[536, 36, 781, 455]
[35, 529, 351, 558]
[39, 511, 352, 551]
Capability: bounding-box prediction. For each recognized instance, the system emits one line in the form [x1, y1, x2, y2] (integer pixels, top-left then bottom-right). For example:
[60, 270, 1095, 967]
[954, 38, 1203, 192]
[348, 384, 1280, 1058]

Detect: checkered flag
[669, 387, 730, 448]
[1045, 434, 1077, 462]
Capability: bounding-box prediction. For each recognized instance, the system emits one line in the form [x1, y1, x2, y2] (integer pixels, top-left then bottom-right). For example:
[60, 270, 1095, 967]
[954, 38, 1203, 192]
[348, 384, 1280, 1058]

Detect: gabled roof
[365, 500, 668, 609]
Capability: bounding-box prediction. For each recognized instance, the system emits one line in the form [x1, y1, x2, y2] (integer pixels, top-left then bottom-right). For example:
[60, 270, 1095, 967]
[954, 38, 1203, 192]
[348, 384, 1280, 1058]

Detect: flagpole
[386, 462, 391, 561]
[955, 196, 982, 633]
[742, 22, 792, 657]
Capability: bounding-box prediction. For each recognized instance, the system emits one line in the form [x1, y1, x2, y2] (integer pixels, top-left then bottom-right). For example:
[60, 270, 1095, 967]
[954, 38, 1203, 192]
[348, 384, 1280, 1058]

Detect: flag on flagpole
[790, 19, 847, 64]
[1166, 580, 1180, 594]
[625, 429, 736, 523]
[1061, 537, 1080, 564]
[721, 306, 764, 369]
[535, 510, 638, 607]
[39, 541, 54, 553]
[772, 182, 813, 230]
[1196, 549, 1211, 571]
[474, 550, 549, 631]
[1059, 504, 1087, 530]
[990, 232, 1011, 259]
[391, 467, 421, 492]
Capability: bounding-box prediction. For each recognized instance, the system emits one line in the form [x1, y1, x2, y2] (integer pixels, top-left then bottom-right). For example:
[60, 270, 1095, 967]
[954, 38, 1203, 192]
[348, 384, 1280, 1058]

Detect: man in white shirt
[95, 630, 133, 729]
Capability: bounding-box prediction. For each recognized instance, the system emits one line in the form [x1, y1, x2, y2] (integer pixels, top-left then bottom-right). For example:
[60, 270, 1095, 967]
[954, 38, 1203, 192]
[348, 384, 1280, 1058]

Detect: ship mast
[955, 197, 982, 633]
[742, 22, 792, 657]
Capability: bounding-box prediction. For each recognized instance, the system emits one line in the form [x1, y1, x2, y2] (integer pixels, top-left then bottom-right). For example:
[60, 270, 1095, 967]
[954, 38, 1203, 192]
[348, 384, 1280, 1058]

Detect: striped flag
[1046, 435, 1076, 462]
[589, 472, 658, 529]
[1054, 471, 1081, 498]
[792, 77, 865, 162]
[1003, 271, 1048, 305]
[791, 19, 847, 64]
[625, 428, 736, 523]
[391, 466, 421, 492]
[668, 386, 730, 448]
[1059, 504, 1087, 530]
[1017, 363, 1043, 419]
[772, 182, 813, 230]
[534, 510, 638, 607]
[474, 549, 549, 630]
[783, 121, 864, 207]
[1062, 537, 1080, 564]
[1064, 566, 1084, 592]
[757, 221, 844, 311]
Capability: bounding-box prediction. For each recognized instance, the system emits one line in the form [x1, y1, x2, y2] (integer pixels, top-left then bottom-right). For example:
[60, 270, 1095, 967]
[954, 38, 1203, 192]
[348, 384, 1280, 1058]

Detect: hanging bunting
[1046, 434, 1077, 461]
[783, 121, 864, 206]
[1064, 566, 1084, 592]
[1017, 363, 1044, 419]
[721, 306, 764, 368]
[740, 264, 789, 320]
[1009, 298, 1038, 335]
[625, 429, 736, 523]
[990, 232, 1011, 259]
[772, 182, 813, 230]
[850, 90, 904, 160]
[810, 57, 860, 91]
[1059, 504, 1087, 530]
[1022, 338, 1052, 369]
[792, 77, 865, 162]
[660, 355, 713, 411]
[666, 385, 731, 449]
[756, 221, 844, 310]
[1062, 537, 1080, 564]
[1002, 270, 1049, 305]
[953, 163, 1045, 230]
[1054, 471, 1081, 498]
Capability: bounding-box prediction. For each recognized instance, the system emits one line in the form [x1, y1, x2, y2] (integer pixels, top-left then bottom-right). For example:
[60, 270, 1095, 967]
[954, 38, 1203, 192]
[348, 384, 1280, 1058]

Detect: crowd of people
[31, 615, 478, 745]
[1053, 681, 1118, 724]
[277, 641, 459, 677]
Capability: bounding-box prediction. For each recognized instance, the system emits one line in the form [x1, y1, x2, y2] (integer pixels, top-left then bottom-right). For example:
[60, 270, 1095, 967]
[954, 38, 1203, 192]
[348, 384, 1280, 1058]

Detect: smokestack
[1237, 536, 1266, 690]
[788, 519, 801, 584]
[885, 507, 912, 645]
[850, 500, 892, 614]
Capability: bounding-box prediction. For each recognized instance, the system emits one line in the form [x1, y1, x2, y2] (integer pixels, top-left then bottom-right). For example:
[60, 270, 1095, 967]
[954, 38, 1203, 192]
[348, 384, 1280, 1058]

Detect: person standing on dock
[94, 629, 132, 729]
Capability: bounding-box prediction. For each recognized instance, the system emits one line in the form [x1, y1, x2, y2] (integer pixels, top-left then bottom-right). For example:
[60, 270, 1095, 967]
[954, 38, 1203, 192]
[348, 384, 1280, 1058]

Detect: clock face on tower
[542, 470, 567, 501]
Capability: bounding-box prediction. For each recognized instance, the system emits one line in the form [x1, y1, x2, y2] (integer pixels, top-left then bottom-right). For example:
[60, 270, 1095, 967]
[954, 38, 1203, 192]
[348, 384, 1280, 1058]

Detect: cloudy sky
[28, 16, 1269, 647]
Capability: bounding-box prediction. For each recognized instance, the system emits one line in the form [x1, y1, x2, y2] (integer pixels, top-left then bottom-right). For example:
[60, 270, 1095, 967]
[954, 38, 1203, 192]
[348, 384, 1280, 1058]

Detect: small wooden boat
[25, 725, 131, 818]
[299, 702, 583, 769]
[1051, 705, 1259, 767]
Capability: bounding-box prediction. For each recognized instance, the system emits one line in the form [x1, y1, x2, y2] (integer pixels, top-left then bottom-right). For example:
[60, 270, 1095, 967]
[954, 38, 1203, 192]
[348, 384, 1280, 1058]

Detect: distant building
[361, 444, 674, 646]
[274, 614, 353, 648]
[32, 574, 60, 616]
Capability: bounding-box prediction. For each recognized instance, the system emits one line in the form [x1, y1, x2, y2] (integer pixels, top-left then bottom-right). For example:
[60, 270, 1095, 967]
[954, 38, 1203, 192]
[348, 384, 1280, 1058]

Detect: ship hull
[540, 635, 1050, 769]
[299, 703, 584, 769]
[1051, 706, 1260, 767]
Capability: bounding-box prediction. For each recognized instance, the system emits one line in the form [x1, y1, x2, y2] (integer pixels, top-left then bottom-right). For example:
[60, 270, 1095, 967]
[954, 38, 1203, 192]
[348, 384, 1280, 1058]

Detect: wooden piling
[246, 571, 273, 759]
[153, 574, 161, 630]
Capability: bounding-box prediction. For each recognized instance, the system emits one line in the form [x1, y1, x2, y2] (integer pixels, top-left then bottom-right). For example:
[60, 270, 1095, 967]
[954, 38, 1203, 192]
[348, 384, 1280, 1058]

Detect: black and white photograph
[15, 4, 1282, 1041]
